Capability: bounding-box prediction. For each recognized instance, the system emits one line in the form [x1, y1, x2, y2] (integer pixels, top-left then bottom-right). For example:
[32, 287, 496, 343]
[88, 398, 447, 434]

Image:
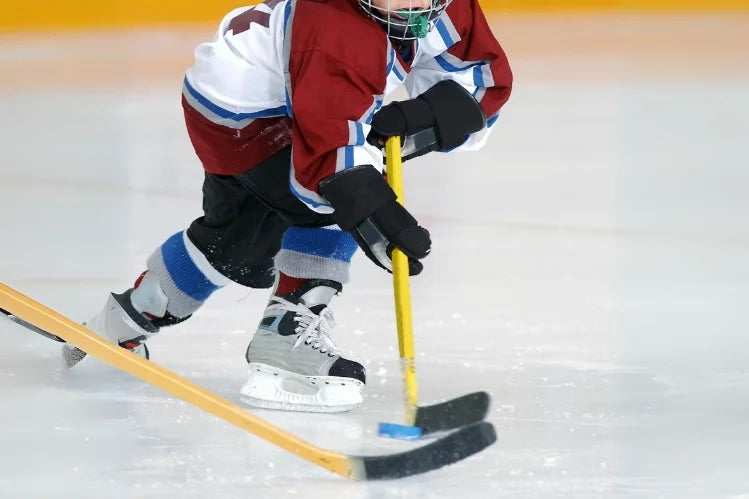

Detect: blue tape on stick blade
[377, 422, 423, 440]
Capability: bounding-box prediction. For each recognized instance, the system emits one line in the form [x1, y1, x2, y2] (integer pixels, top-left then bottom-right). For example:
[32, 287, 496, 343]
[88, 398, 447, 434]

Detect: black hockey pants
[185, 146, 333, 288]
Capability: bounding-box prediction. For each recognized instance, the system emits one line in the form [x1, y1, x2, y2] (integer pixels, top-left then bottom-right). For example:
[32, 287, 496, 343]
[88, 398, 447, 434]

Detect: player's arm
[289, 48, 430, 275]
[370, 0, 513, 158]
[367, 79, 487, 161]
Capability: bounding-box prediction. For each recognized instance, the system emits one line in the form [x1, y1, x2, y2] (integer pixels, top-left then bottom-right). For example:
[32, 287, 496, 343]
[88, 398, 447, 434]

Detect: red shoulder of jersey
[444, 0, 513, 118]
[290, 0, 389, 93]
[286, 0, 391, 205]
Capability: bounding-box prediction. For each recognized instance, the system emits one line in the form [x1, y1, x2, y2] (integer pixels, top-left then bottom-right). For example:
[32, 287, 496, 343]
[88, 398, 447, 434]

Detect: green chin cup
[396, 9, 429, 38]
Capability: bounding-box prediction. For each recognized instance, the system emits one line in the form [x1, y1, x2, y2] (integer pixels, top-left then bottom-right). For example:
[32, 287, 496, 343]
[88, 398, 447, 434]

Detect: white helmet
[359, 0, 453, 41]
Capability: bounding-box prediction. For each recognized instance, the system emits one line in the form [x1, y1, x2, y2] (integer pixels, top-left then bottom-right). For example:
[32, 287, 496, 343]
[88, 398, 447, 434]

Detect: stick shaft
[385, 136, 419, 425]
[0, 281, 355, 478]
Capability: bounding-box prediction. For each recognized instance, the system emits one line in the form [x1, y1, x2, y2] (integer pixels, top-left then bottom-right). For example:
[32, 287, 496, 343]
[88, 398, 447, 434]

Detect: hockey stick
[0, 281, 495, 479]
[381, 136, 491, 436]
[1, 306, 65, 342]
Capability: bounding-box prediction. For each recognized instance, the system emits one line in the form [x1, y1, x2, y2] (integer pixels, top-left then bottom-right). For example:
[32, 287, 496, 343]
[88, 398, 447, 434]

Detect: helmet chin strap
[395, 10, 430, 38]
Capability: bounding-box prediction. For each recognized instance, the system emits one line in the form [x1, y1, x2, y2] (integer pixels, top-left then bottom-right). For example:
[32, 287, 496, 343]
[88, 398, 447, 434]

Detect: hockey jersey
[182, 0, 512, 213]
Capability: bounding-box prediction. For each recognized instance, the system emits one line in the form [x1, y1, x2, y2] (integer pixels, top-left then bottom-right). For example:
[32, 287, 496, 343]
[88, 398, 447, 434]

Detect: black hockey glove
[367, 80, 487, 160]
[318, 166, 430, 275]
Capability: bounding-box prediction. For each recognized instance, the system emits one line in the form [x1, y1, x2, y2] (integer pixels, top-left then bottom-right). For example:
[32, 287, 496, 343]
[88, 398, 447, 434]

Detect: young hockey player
[64, 0, 512, 412]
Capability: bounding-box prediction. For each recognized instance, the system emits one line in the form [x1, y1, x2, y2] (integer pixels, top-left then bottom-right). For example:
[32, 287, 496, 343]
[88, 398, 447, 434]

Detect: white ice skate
[241, 280, 366, 413]
[61, 271, 168, 367]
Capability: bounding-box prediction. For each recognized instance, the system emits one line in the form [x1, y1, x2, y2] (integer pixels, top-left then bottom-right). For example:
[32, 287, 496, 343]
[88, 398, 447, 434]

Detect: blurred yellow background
[2, 0, 748, 30]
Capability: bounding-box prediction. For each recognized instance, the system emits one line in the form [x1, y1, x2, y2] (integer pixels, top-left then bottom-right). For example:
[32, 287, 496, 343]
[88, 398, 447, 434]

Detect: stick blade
[1, 307, 66, 342]
[415, 391, 491, 435]
[357, 421, 496, 480]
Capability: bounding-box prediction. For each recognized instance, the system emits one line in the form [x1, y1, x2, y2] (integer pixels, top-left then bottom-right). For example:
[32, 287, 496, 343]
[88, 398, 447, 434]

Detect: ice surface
[1, 13, 749, 498]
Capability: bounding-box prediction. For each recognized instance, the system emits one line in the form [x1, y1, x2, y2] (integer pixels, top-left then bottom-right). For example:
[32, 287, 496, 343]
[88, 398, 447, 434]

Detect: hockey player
[64, 0, 512, 412]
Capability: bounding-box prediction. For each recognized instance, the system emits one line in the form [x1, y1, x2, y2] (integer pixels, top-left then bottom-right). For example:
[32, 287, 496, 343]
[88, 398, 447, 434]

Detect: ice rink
[1, 12, 748, 498]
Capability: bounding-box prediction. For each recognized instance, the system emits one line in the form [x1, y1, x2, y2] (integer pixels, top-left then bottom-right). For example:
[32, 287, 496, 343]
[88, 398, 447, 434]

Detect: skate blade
[61, 343, 88, 368]
[240, 363, 364, 413]
[61, 341, 148, 368]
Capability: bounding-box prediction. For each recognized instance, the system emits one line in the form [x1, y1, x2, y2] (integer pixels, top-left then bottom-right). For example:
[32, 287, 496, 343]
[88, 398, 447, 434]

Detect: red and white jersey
[182, 0, 512, 213]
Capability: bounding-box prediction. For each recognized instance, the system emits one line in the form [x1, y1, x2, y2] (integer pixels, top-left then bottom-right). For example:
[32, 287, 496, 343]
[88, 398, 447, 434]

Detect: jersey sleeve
[405, 0, 513, 151]
[287, 48, 385, 213]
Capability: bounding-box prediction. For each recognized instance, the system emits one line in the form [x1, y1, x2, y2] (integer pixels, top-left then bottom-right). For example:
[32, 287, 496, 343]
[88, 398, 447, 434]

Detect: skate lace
[268, 297, 341, 356]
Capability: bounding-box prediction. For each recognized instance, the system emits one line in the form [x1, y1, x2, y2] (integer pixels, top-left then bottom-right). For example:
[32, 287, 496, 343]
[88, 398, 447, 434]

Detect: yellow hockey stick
[385, 136, 420, 426]
[381, 136, 491, 437]
[0, 281, 495, 480]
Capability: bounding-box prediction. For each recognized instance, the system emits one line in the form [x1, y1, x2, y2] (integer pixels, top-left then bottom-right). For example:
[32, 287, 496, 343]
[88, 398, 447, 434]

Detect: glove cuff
[318, 166, 396, 231]
[394, 98, 434, 133]
[420, 80, 487, 150]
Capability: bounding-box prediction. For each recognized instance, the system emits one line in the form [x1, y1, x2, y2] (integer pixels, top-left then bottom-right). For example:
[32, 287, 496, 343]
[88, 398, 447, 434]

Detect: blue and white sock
[145, 231, 232, 318]
[274, 225, 358, 284]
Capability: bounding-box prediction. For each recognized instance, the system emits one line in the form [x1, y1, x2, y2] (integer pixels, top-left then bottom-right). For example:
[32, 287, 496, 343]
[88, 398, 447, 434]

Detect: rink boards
[2, 0, 748, 30]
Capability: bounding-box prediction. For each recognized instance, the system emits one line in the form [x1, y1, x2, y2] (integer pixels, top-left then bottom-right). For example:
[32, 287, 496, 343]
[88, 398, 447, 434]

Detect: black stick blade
[359, 421, 496, 480]
[1, 307, 66, 342]
[415, 391, 490, 434]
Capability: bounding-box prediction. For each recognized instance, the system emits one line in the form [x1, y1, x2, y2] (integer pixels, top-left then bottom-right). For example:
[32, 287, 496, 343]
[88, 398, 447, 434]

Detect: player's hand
[318, 166, 430, 275]
[367, 80, 486, 159]
[353, 200, 431, 275]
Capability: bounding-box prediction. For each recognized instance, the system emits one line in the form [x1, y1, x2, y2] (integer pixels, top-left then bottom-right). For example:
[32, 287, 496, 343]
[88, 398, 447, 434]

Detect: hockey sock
[274, 226, 358, 284]
[144, 230, 232, 319]
[274, 272, 310, 296]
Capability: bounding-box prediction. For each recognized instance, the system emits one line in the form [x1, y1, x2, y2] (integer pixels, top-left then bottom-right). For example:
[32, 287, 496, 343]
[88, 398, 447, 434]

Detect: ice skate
[241, 279, 366, 413]
[62, 271, 181, 368]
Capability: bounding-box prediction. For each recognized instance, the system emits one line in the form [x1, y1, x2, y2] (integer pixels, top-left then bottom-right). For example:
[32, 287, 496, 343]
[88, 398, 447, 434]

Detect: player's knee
[235, 264, 276, 289]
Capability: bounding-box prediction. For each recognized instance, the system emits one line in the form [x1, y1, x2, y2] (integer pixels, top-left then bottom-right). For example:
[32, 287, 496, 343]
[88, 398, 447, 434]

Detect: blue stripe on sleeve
[386, 48, 395, 76]
[435, 18, 454, 47]
[283, 0, 292, 31]
[434, 55, 484, 74]
[354, 123, 365, 145]
[184, 78, 287, 121]
[285, 89, 293, 118]
[344, 146, 354, 167]
[365, 99, 383, 125]
[472, 65, 485, 88]
[434, 55, 459, 72]
[289, 180, 331, 209]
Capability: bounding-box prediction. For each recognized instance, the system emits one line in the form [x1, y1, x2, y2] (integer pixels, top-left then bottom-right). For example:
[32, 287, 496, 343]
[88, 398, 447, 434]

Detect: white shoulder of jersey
[184, 3, 291, 119]
[402, 13, 497, 152]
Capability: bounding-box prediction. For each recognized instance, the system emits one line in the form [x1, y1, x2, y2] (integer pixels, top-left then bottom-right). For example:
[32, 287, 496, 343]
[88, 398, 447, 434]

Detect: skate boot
[62, 271, 185, 368]
[241, 279, 366, 412]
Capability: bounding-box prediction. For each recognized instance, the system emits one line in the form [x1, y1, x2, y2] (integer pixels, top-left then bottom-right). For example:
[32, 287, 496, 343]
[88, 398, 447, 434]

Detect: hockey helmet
[359, 0, 452, 41]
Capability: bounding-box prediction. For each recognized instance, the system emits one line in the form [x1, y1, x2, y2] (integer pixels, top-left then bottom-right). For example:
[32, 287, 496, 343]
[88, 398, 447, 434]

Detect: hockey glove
[367, 80, 487, 160]
[318, 165, 430, 275]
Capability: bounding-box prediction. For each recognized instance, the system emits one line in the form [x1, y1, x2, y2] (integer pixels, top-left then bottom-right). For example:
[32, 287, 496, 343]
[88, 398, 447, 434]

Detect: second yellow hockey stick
[386, 136, 420, 426]
[0, 281, 495, 479]
[378, 136, 492, 439]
